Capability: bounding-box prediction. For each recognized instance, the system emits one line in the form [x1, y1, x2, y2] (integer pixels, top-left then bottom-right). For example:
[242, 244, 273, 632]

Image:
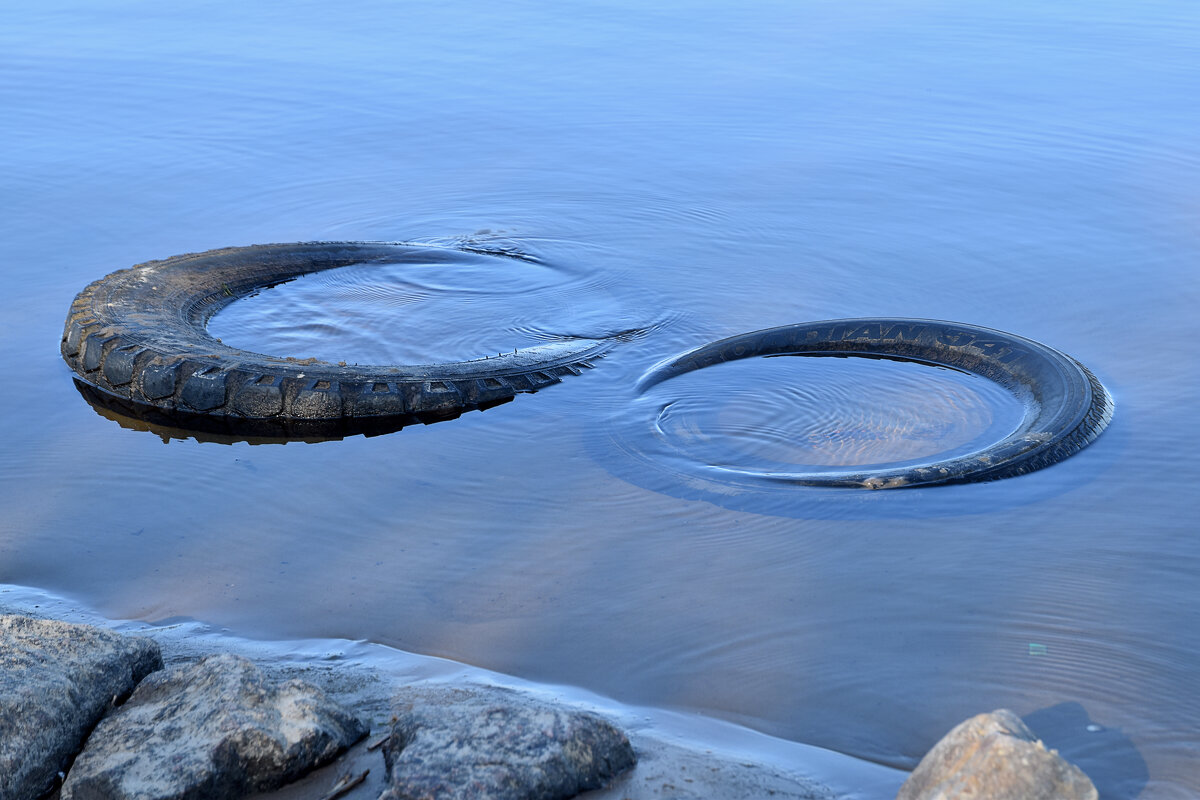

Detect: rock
[381, 686, 637, 800]
[0, 614, 162, 800]
[896, 709, 1098, 800]
[60, 653, 367, 800]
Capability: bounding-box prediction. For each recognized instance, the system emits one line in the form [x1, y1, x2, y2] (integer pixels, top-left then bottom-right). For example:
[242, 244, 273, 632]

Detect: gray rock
[60, 653, 367, 800]
[381, 686, 637, 800]
[896, 709, 1098, 800]
[0, 614, 162, 800]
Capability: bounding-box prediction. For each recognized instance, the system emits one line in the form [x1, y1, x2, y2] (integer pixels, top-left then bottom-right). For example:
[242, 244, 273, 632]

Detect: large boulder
[60, 653, 367, 800]
[897, 709, 1098, 800]
[381, 686, 637, 800]
[0, 614, 162, 800]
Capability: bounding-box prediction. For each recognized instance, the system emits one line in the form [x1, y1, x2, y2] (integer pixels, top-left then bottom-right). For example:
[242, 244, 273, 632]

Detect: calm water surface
[3, 2, 1199, 797]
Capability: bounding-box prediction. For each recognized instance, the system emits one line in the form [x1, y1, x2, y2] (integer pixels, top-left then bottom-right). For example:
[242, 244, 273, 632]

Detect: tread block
[509, 371, 561, 392]
[180, 367, 228, 411]
[102, 345, 145, 387]
[140, 361, 181, 400]
[290, 380, 343, 419]
[402, 380, 464, 414]
[231, 375, 283, 417]
[64, 318, 99, 356]
[344, 382, 406, 417]
[464, 377, 515, 406]
[82, 334, 118, 372]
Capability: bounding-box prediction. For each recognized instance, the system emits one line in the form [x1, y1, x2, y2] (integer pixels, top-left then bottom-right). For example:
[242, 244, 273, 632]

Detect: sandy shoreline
[1, 583, 905, 800]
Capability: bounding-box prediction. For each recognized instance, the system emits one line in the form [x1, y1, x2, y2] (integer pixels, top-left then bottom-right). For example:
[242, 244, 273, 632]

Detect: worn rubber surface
[62, 242, 620, 438]
[636, 318, 1114, 488]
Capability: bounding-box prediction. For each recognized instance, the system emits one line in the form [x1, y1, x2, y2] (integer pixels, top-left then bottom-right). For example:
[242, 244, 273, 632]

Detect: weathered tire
[62, 242, 621, 438]
[636, 318, 1114, 488]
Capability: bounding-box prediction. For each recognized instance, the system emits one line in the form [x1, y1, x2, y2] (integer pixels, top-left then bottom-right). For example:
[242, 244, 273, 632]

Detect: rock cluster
[0, 615, 639, 800]
[0, 616, 367, 800]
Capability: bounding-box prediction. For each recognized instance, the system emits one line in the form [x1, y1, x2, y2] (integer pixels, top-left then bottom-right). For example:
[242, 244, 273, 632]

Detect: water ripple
[208, 242, 639, 366]
[638, 355, 1025, 474]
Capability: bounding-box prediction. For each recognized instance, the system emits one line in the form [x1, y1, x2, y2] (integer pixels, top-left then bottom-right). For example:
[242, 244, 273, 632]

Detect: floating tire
[633, 318, 1114, 488]
[62, 242, 622, 439]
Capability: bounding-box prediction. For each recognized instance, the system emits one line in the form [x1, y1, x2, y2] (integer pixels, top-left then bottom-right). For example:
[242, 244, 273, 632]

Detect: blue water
[2, 2, 1199, 797]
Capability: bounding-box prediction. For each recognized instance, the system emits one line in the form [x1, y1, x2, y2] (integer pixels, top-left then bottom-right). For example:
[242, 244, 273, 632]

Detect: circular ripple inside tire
[62, 242, 629, 439]
[613, 318, 1113, 490]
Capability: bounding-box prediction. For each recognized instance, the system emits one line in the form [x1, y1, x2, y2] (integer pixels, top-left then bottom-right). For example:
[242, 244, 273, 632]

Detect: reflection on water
[74, 380, 483, 445]
[3, 1, 1200, 797]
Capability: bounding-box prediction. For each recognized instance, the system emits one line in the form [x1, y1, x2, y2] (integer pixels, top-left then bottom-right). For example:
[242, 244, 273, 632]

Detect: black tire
[62, 242, 622, 438]
[634, 318, 1114, 488]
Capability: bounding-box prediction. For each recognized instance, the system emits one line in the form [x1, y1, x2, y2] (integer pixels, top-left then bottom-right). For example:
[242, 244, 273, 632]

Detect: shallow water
[3, 1, 1199, 797]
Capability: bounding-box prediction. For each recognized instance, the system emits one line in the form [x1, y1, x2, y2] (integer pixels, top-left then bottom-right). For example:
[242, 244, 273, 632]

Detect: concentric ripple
[209, 244, 626, 366]
[635, 354, 1028, 477]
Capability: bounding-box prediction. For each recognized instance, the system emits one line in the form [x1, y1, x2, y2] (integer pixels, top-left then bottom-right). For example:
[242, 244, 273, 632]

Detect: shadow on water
[1024, 702, 1149, 800]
